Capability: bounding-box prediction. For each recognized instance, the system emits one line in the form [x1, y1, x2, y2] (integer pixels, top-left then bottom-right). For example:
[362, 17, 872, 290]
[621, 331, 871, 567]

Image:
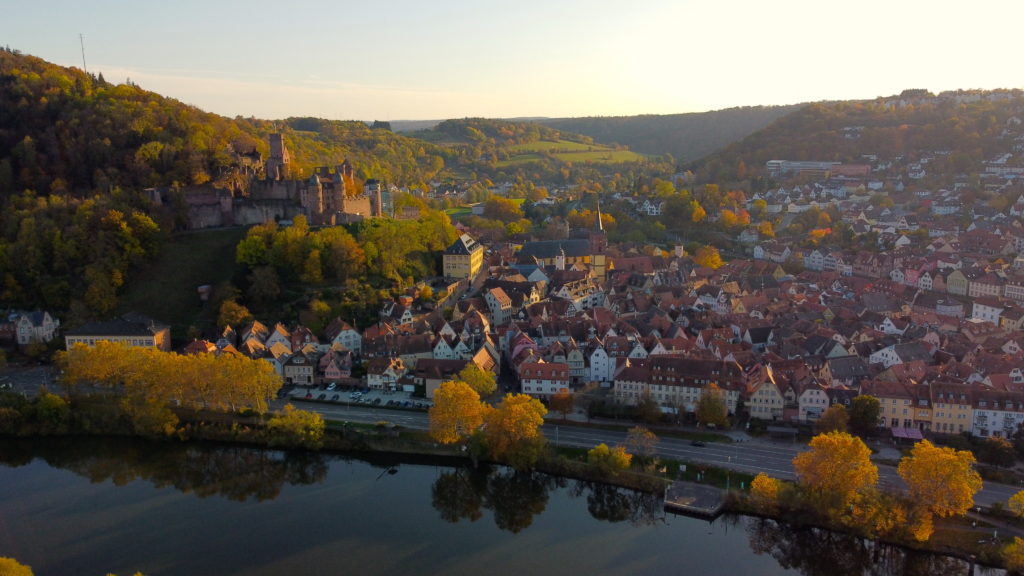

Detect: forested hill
[535, 105, 804, 163]
[0, 48, 448, 198]
[0, 48, 450, 318]
[690, 89, 1024, 183]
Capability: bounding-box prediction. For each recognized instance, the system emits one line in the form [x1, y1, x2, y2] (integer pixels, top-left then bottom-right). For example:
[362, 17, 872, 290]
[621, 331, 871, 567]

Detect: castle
[154, 134, 388, 229]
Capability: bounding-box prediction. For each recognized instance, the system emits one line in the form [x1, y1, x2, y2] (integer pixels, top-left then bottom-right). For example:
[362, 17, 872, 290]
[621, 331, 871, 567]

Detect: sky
[3, 0, 1023, 122]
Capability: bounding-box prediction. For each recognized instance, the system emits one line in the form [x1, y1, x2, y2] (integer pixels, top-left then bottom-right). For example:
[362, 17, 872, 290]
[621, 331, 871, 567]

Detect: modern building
[64, 313, 171, 351]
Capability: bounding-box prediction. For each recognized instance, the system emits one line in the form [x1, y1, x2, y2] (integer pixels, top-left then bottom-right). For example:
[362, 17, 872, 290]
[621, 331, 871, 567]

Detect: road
[294, 399, 1023, 508]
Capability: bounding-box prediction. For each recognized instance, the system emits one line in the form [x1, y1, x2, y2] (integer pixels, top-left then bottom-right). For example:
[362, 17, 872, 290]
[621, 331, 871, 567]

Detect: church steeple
[596, 198, 604, 232]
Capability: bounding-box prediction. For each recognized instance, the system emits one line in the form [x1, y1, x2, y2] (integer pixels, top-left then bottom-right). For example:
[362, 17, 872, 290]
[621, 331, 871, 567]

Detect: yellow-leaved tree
[484, 393, 547, 469]
[587, 443, 632, 475]
[1010, 490, 1024, 517]
[429, 380, 489, 444]
[897, 439, 982, 520]
[750, 473, 782, 512]
[792, 431, 877, 510]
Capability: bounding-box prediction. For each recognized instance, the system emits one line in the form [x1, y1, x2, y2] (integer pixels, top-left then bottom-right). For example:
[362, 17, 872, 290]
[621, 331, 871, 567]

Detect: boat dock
[663, 481, 724, 519]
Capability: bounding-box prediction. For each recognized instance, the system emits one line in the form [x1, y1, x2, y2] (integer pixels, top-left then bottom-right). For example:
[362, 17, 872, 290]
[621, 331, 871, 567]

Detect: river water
[0, 437, 1002, 576]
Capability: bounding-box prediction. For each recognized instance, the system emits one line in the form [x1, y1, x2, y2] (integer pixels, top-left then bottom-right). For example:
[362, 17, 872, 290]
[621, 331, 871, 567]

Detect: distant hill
[535, 105, 805, 163]
[408, 117, 657, 181]
[690, 89, 1024, 183]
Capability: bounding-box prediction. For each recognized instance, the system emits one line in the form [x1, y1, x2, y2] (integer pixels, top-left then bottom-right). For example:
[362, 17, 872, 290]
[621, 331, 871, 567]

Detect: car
[331, 394, 340, 401]
[327, 383, 337, 391]
[690, 440, 707, 447]
[403, 400, 411, 407]
[373, 398, 382, 405]
[305, 393, 313, 399]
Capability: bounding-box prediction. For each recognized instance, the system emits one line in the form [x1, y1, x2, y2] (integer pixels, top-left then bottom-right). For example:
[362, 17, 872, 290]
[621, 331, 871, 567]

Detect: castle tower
[365, 179, 383, 217]
[266, 134, 291, 180]
[555, 246, 566, 271]
[329, 170, 345, 213]
[303, 173, 324, 216]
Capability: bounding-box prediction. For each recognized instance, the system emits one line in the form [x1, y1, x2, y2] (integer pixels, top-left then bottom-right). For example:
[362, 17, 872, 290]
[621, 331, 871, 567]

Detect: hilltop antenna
[79, 33, 87, 74]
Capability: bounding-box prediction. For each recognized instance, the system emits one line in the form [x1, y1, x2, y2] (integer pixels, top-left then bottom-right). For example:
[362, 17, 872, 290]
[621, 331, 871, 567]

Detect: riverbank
[0, 391, 1018, 571]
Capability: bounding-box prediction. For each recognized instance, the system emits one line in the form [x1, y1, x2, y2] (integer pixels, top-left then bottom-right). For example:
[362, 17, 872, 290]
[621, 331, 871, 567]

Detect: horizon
[3, 1, 1024, 122]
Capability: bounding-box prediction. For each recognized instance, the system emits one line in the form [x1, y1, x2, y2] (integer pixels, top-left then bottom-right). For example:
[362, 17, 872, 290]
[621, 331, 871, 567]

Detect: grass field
[497, 139, 645, 167]
[118, 227, 247, 339]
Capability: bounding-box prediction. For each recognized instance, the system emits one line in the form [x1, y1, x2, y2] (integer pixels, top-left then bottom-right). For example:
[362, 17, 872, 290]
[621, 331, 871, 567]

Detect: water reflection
[431, 467, 564, 533]
[746, 517, 1001, 576]
[430, 468, 662, 533]
[570, 481, 663, 526]
[0, 437, 328, 502]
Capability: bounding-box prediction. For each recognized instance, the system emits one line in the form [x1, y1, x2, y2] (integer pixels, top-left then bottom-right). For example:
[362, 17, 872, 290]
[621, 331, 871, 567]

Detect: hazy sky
[3, 0, 1022, 121]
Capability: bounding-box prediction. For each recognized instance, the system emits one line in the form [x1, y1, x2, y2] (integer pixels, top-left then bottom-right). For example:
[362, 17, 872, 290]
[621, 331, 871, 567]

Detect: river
[0, 437, 1003, 576]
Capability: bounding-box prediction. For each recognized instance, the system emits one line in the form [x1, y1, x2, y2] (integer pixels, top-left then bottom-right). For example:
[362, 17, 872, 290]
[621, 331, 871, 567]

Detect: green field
[118, 227, 247, 339]
[497, 139, 645, 167]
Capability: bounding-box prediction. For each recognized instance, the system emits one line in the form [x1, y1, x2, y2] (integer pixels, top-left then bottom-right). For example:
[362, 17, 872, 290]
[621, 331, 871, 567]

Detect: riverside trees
[57, 341, 280, 416]
[428, 386, 547, 470]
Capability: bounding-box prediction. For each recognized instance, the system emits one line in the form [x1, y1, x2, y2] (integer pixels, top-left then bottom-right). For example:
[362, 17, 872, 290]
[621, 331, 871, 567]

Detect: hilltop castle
[153, 134, 388, 229]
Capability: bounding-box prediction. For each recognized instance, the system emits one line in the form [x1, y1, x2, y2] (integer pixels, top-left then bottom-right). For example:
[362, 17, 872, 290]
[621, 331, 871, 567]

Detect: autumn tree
[693, 245, 723, 269]
[1005, 538, 1024, 573]
[429, 380, 488, 444]
[625, 426, 659, 465]
[695, 384, 729, 428]
[218, 299, 253, 329]
[484, 393, 547, 469]
[483, 197, 524, 223]
[587, 443, 632, 476]
[267, 405, 325, 450]
[1009, 490, 1024, 517]
[457, 363, 497, 397]
[848, 395, 881, 436]
[550, 388, 574, 421]
[898, 439, 982, 521]
[793, 431, 878, 510]
[977, 436, 1016, 467]
[814, 404, 849, 434]
[0, 557, 33, 576]
[750, 473, 782, 512]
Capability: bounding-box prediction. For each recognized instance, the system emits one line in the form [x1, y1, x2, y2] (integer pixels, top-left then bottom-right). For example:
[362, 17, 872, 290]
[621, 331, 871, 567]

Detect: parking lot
[288, 385, 432, 411]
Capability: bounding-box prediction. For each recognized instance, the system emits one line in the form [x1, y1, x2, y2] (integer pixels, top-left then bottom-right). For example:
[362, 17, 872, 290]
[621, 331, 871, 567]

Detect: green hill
[690, 89, 1024, 184]
[535, 105, 804, 163]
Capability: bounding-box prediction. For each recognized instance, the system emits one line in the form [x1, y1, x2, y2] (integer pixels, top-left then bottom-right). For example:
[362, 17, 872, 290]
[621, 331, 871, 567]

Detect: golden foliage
[428, 380, 488, 444]
[266, 405, 324, 450]
[1003, 537, 1024, 573]
[792, 431, 877, 509]
[457, 363, 497, 397]
[750, 473, 781, 510]
[587, 443, 632, 475]
[844, 490, 907, 539]
[693, 245, 724, 269]
[0, 557, 34, 576]
[484, 393, 547, 460]
[1009, 490, 1024, 517]
[58, 341, 281, 415]
[897, 439, 982, 518]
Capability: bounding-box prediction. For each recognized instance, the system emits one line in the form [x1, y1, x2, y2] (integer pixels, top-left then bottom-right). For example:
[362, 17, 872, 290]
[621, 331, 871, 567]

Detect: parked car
[317, 393, 326, 400]
[373, 398, 382, 405]
[327, 383, 337, 391]
[331, 394, 340, 401]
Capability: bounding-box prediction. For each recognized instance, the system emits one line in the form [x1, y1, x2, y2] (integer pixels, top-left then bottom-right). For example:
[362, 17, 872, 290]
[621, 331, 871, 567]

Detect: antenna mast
[79, 33, 88, 74]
